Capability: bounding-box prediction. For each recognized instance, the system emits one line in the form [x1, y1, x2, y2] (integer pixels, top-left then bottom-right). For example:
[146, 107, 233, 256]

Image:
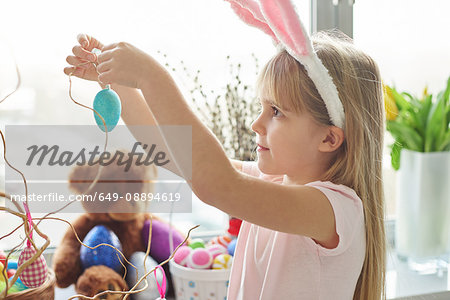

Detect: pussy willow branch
[161, 53, 259, 161]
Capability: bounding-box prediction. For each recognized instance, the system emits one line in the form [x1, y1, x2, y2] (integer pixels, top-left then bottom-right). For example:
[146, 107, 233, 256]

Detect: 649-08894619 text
[8, 192, 182, 203]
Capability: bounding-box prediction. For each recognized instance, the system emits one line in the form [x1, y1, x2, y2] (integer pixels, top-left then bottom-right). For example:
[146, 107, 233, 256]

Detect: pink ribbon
[154, 265, 166, 299]
[23, 203, 33, 247]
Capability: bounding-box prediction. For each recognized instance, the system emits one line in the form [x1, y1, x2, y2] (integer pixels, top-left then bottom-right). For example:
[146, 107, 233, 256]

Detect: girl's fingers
[96, 59, 113, 73]
[77, 33, 89, 48]
[97, 49, 114, 64]
[77, 33, 104, 51]
[63, 66, 75, 76]
[101, 43, 119, 52]
[66, 55, 91, 68]
[64, 66, 84, 77]
[72, 45, 97, 62]
[97, 69, 113, 85]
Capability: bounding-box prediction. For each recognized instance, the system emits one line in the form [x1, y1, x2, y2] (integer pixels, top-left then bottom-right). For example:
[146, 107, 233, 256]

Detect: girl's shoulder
[305, 180, 363, 211]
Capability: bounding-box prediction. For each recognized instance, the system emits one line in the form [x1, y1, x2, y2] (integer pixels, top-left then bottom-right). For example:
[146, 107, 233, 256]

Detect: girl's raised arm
[94, 41, 338, 248]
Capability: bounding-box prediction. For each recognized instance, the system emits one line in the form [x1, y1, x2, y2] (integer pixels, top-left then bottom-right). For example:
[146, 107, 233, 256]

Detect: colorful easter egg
[206, 244, 227, 260]
[0, 278, 28, 294]
[0, 250, 6, 266]
[212, 254, 233, 270]
[0, 262, 6, 281]
[93, 88, 121, 132]
[227, 239, 237, 256]
[18, 246, 48, 288]
[7, 260, 18, 270]
[142, 219, 185, 263]
[7, 269, 15, 278]
[173, 246, 192, 267]
[227, 217, 243, 237]
[186, 248, 212, 269]
[80, 225, 123, 272]
[189, 238, 205, 249]
[208, 235, 232, 248]
[126, 252, 167, 300]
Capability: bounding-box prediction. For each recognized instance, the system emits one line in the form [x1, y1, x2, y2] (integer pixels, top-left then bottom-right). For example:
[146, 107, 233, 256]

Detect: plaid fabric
[18, 246, 48, 288]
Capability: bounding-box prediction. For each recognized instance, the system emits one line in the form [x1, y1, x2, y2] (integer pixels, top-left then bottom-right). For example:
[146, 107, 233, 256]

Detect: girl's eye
[271, 105, 282, 117]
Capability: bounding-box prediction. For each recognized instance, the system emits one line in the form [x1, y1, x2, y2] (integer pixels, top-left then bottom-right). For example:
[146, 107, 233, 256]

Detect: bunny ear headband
[225, 0, 345, 129]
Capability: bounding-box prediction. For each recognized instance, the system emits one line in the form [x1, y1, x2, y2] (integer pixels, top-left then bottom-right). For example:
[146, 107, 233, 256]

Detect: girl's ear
[318, 126, 345, 153]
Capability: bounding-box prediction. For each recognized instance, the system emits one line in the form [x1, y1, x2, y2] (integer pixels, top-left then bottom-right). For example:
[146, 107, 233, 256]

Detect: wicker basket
[4, 269, 56, 300]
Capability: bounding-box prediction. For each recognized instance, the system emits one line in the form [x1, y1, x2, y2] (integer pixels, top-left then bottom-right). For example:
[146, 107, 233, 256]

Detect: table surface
[53, 249, 450, 300]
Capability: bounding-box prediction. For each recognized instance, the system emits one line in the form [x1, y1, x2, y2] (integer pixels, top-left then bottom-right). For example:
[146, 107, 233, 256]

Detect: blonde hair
[257, 31, 386, 300]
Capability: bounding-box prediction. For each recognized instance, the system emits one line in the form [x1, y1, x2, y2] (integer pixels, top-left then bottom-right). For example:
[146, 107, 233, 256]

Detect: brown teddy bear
[52, 153, 185, 299]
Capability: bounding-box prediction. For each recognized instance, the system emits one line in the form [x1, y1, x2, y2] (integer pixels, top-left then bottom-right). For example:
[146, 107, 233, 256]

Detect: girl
[65, 16, 385, 300]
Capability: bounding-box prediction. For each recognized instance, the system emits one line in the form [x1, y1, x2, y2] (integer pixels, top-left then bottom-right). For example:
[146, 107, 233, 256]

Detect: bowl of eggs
[169, 235, 237, 300]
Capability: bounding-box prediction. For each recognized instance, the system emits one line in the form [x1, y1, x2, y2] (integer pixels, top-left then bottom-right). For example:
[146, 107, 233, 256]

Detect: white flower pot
[395, 150, 450, 262]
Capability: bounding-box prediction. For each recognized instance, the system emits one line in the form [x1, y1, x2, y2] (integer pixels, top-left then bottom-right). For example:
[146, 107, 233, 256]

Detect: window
[0, 0, 310, 249]
[353, 0, 450, 219]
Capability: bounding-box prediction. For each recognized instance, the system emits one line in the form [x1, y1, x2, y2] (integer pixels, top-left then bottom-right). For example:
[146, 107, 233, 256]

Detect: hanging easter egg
[93, 87, 121, 132]
[80, 225, 123, 272]
[17, 246, 48, 288]
[126, 252, 168, 300]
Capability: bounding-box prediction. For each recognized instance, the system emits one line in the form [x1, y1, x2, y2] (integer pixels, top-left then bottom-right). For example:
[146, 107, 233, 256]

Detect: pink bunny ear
[259, 0, 310, 56]
[225, 0, 345, 129]
[227, 0, 279, 43]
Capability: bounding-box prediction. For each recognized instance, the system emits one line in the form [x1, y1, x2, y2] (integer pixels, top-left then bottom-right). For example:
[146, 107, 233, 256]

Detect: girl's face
[251, 96, 327, 181]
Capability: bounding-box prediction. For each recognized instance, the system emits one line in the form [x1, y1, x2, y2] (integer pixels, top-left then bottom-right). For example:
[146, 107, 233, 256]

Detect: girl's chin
[256, 160, 278, 175]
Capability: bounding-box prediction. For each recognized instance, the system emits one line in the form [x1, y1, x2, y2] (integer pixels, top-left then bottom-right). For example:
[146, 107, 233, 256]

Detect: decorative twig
[160, 52, 260, 161]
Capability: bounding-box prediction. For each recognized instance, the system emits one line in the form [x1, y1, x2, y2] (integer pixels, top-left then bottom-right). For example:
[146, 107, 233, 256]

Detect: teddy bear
[52, 151, 185, 299]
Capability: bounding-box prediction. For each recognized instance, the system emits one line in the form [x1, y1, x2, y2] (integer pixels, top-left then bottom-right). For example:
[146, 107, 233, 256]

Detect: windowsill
[387, 249, 450, 299]
[386, 218, 450, 299]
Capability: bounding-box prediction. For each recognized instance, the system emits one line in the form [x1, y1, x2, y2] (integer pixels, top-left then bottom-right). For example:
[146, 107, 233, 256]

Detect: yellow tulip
[422, 85, 429, 100]
[383, 84, 398, 121]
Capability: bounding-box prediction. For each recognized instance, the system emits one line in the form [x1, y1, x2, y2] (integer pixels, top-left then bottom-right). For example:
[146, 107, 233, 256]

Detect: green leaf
[386, 77, 449, 154]
[425, 91, 447, 152]
[437, 130, 450, 151]
[418, 95, 433, 129]
[391, 88, 411, 111]
[390, 142, 402, 170]
[387, 121, 423, 151]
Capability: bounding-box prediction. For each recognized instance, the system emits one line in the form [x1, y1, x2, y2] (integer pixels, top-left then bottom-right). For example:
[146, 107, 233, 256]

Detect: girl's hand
[64, 34, 104, 82]
[96, 42, 158, 90]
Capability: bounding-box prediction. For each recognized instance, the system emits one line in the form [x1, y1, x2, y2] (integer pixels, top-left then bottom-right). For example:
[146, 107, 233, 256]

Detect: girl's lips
[257, 144, 269, 151]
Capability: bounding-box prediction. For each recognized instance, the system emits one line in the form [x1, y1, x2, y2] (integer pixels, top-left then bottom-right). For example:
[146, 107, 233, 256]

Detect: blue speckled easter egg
[80, 225, 123, 272]
[93, 88, 121, 132]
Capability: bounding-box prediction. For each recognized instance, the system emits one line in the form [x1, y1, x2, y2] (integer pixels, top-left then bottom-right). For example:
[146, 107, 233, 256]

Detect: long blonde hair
[257, 31, 386, 300]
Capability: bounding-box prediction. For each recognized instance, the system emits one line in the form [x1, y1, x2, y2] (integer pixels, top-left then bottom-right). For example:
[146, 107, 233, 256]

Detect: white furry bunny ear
[226, 0, 345, 129]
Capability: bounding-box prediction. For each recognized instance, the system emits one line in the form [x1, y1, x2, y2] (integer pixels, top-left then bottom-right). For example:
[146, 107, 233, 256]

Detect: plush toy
[52, 154, 185, 299]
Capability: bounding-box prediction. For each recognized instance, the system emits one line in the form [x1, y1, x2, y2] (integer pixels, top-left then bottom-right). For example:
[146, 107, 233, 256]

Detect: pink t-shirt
[227, 161, 366, 300]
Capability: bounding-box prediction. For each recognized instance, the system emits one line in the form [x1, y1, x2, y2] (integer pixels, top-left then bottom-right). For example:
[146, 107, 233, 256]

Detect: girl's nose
[251, 113, 266, 136]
